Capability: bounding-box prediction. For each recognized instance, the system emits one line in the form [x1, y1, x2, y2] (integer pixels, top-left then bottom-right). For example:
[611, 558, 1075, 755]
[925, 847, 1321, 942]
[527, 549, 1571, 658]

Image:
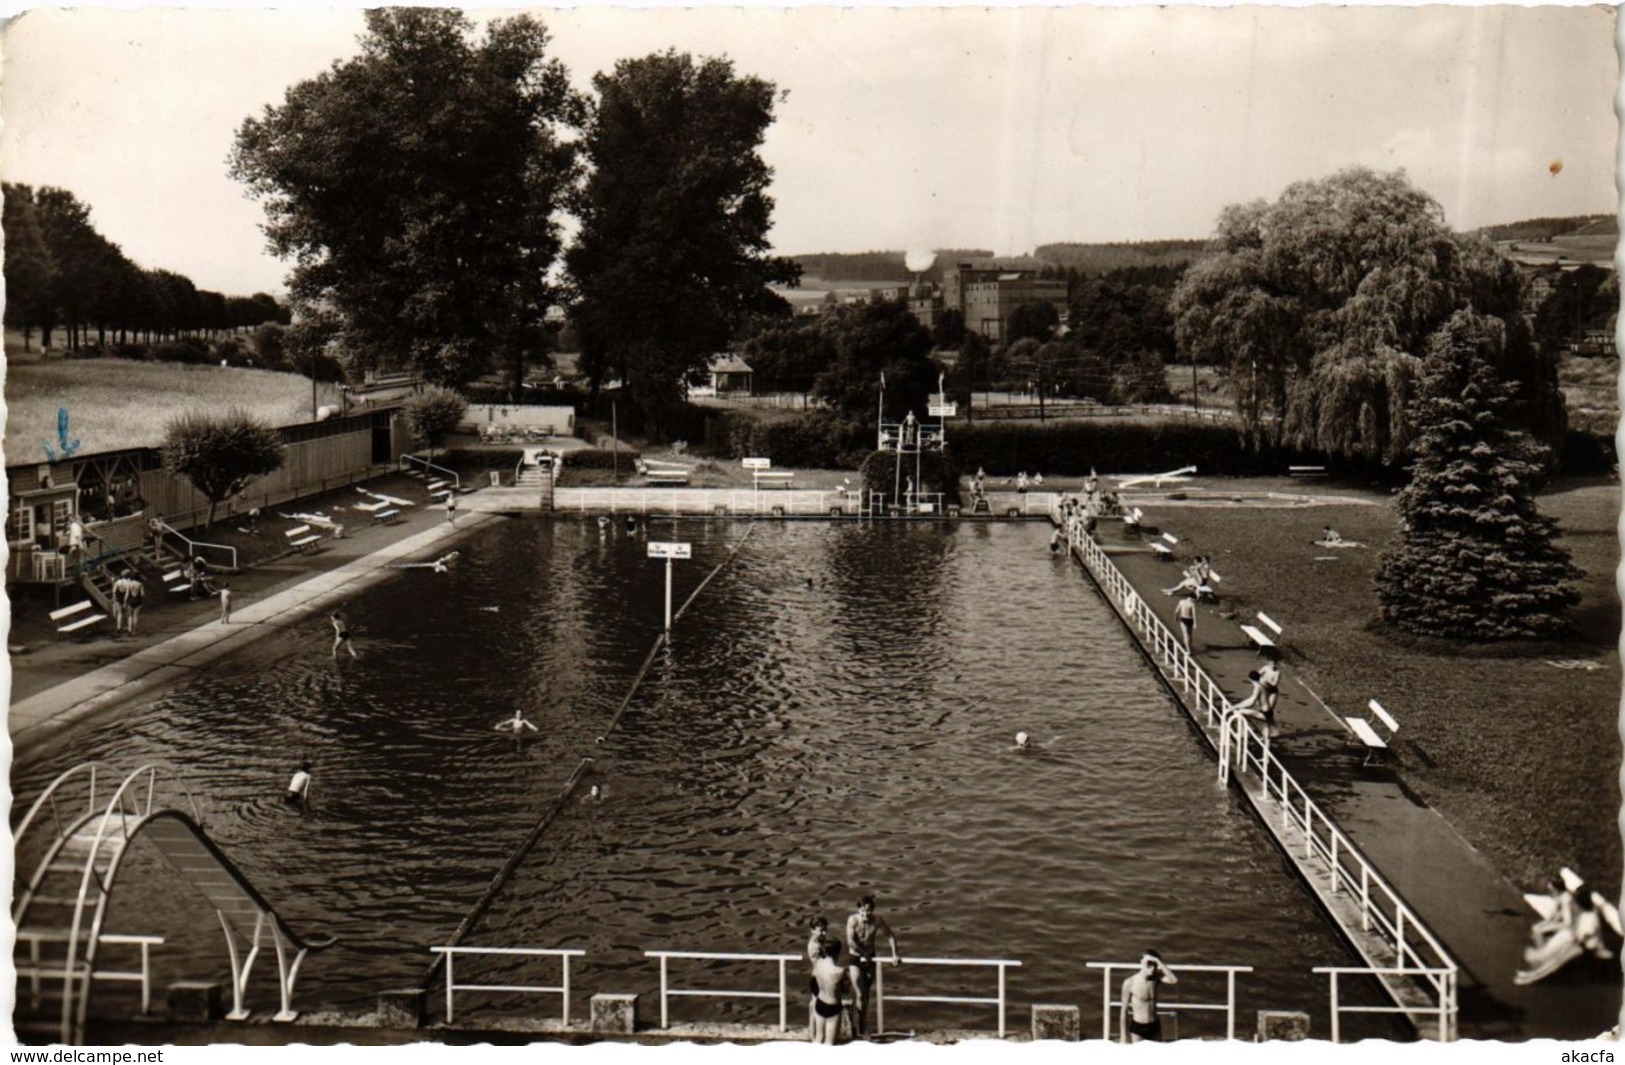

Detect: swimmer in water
[496, 711, 539, 736]
[1015, 731, 1030, 750]
[597, 515, 611, 530]
[286, 764, 311, 805]
[430, 551, 460, 573]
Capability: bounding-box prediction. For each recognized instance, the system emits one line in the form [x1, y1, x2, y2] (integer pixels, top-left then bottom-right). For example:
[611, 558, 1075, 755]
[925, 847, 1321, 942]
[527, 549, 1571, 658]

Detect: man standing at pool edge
[1122, 949, 1177, 1042]
[846, 895, 900, 1038]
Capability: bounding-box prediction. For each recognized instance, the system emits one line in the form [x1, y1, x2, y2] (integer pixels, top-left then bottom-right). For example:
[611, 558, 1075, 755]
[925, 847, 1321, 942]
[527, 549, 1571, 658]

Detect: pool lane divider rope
[598, 522, 759, 740]
[423, 523, 761, 992]
[418, 756, 595, 992]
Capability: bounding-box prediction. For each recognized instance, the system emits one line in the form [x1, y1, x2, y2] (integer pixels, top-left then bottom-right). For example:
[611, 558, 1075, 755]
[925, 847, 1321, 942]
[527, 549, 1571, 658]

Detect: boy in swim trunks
[846, 896, 900, 1038]
[1122, 949, 1177, 1042]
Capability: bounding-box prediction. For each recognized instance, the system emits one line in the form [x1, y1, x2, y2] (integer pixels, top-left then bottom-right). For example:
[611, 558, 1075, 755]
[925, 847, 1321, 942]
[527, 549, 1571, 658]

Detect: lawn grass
[4, 358, 344, 461]
[1158, 477, 1621, 890]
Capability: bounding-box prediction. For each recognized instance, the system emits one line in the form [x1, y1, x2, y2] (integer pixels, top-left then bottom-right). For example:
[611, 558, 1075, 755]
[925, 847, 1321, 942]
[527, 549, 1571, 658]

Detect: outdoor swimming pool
[14, 517, 1388, 1035]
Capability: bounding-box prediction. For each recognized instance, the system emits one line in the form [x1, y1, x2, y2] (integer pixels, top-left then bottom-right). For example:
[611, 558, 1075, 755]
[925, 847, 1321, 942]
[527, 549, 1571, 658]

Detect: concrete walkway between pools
[8, 513, 501, 756]
[1074, 508, 1619, 1041]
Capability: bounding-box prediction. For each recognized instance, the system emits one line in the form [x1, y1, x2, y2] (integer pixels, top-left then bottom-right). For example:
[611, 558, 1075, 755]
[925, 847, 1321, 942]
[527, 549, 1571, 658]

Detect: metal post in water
[664, 556, 673, 636]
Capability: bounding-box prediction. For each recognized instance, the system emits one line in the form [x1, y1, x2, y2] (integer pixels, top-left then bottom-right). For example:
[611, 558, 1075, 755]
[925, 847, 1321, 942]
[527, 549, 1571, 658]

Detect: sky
[0, 3, 1617, 297]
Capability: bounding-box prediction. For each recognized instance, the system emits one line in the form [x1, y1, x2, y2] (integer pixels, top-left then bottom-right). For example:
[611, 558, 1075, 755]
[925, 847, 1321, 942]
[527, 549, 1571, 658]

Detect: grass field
[4, 358, 344, 461]
[1160, 477, 1621, 890]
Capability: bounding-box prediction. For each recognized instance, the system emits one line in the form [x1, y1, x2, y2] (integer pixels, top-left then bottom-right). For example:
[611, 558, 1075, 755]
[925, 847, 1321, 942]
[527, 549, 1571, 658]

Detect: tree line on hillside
[3, 184, 289, 353]
[1475, 214, 1615, 243]
[791, 249, 995, 284]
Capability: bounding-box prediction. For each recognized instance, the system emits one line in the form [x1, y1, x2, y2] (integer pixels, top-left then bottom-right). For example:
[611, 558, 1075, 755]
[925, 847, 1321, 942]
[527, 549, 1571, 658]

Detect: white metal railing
[1087, 961, 1253, 1041]
[1063, 512, 1459, 1040]
[557, 488, 854, 517]
[151, 518, 239, 571]
[1315, 965, 1456, 1043]
[17, 932, 163, 1015]
[645, 950, 802, 1032]
[399, 454, 462, 490]
[874, 956, 1022, 1038]
[429, 946, 584, 1025]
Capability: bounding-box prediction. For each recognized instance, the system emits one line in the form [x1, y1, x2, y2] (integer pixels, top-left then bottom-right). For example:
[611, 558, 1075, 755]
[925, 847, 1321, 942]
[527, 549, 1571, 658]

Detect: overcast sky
[0, 4, 1616, 296]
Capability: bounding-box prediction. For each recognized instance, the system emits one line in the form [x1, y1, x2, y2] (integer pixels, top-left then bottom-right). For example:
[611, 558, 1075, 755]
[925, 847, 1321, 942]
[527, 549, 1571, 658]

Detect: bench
[285, 525, 322, 554]
[1347, 701, 1400, 765]
[1239, 624, 1277, 652]
[426, 479, 449, 492]
[1289, 465, 1327, 478]
[373, 508, 402, 525]
[753, 471, 795, 489]
[51, 601, 107, 634]
[162, 569, 191, 595]
[645, 466, 691, 485]
[1149, 542, 1174, 561]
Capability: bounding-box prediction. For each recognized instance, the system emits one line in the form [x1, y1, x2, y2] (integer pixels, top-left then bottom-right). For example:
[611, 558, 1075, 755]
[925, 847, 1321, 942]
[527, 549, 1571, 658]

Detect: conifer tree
[1374, 311, 1580, 639]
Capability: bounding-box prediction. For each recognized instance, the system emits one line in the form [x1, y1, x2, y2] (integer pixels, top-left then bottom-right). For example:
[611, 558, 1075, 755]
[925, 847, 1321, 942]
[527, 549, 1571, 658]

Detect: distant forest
[793, 249, 994, 283]
[795, 240, 1212, 283]
[1032, 239, 1209, 274]
[1475, 214, 1616, 242]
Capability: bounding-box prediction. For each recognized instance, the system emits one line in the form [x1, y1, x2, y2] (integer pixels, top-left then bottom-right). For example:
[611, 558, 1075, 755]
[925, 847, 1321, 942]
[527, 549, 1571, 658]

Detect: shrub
[401, 386, 468, 458]
[160, 407, 285, 528]
[948, 419, 1325, 477]
[152, 338, 213, 365]
[859, 448, 963, 506]
[565, 447, 641, 469]
[724, 412, 843, 468]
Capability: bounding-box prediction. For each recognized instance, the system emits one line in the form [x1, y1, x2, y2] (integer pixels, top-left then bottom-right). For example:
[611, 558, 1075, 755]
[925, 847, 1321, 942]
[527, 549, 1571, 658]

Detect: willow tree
[1171, 168, 1563, 463]
[1374, 312, 1579, 639]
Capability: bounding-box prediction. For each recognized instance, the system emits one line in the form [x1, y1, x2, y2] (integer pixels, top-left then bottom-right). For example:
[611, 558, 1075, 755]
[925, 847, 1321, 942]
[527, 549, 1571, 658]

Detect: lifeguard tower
[868, 377, 954, 517]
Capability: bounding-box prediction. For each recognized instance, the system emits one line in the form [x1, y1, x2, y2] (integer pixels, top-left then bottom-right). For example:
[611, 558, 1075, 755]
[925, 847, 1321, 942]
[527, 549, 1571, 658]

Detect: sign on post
[742, 457, 772, 470]
[928, 402, 957, 418]
[647, 542, 692, 560]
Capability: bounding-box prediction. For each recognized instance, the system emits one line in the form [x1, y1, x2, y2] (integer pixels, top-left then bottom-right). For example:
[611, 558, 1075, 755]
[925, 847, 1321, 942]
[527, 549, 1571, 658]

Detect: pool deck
[1072, 507, 1620, 1041]
[9, 494, 500, 759]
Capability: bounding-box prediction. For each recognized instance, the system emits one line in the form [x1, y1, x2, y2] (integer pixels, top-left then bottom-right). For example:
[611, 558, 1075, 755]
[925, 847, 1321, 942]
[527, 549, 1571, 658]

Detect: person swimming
[1015, 732, 1030, 750]
[430, 551, 461, 573]
[496, 711, 539, 736]
[286, 764, 311, 805]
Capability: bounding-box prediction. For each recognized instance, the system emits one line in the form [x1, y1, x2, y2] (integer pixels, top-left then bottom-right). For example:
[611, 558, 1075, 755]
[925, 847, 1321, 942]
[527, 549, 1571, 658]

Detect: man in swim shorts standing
[1122, 949, 1177, 1042]
[846, 895, 900, 1038]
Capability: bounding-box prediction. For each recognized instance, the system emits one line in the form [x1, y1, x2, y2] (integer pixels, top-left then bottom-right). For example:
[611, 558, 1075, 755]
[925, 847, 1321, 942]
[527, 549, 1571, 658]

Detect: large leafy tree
[812, 298, 937, 430]
[566, 51, 800, 436]
[402, 386, 469, 459]
[3, 183, 56, 349]
[1374, 311, 1579, 639]
[231, 9, 582, 387]
[161, 409, 286, 529]
[1171, 168, 1563, 462]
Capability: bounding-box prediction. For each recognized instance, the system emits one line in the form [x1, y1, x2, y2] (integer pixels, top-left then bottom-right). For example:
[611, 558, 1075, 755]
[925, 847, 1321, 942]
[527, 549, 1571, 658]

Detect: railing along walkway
[1087, 961, 1252, 1041]
[429, 946, 583, 1025]
[1062, 512, 1458, 1041]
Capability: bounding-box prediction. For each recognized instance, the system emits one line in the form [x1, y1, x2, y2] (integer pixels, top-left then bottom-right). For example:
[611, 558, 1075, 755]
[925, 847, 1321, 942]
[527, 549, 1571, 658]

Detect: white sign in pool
[647, 542, 692, 560]
[742, 457, 772, 470]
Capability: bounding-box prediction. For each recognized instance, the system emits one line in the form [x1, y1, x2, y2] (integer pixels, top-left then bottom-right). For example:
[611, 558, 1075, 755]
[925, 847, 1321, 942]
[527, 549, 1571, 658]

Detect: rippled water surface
[16, 518, 1379, 1034]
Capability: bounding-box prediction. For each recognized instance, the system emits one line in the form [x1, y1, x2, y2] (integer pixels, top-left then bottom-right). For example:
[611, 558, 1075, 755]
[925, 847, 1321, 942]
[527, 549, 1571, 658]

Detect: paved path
[9, 511, 498, 756]
[1087, 507, 1619, 1040]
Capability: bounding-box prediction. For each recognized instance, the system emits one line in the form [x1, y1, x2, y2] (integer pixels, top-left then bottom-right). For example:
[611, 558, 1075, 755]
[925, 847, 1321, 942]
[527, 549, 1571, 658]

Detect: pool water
[14, 517, 1388, 1036]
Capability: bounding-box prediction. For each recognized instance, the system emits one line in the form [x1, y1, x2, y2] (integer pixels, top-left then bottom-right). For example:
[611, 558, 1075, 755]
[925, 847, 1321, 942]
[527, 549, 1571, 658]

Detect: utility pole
[612, 401, 619, 483]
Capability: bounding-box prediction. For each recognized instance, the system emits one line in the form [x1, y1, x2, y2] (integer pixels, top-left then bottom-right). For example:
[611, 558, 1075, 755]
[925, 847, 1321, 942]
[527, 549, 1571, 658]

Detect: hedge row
[945, 420, 1323, 478]
[565, 447, 642, 470]
[721, 414, 844, 469]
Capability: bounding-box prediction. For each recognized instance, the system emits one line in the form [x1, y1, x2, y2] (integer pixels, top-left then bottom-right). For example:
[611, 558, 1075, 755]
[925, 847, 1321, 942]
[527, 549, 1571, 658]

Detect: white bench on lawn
[1347, 699, 1400, 765]
[52, 600, 107, 634]
[1240, 612, 1283, 652]
[753, 470, 795, 489]
[285, 525, 322, 553]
